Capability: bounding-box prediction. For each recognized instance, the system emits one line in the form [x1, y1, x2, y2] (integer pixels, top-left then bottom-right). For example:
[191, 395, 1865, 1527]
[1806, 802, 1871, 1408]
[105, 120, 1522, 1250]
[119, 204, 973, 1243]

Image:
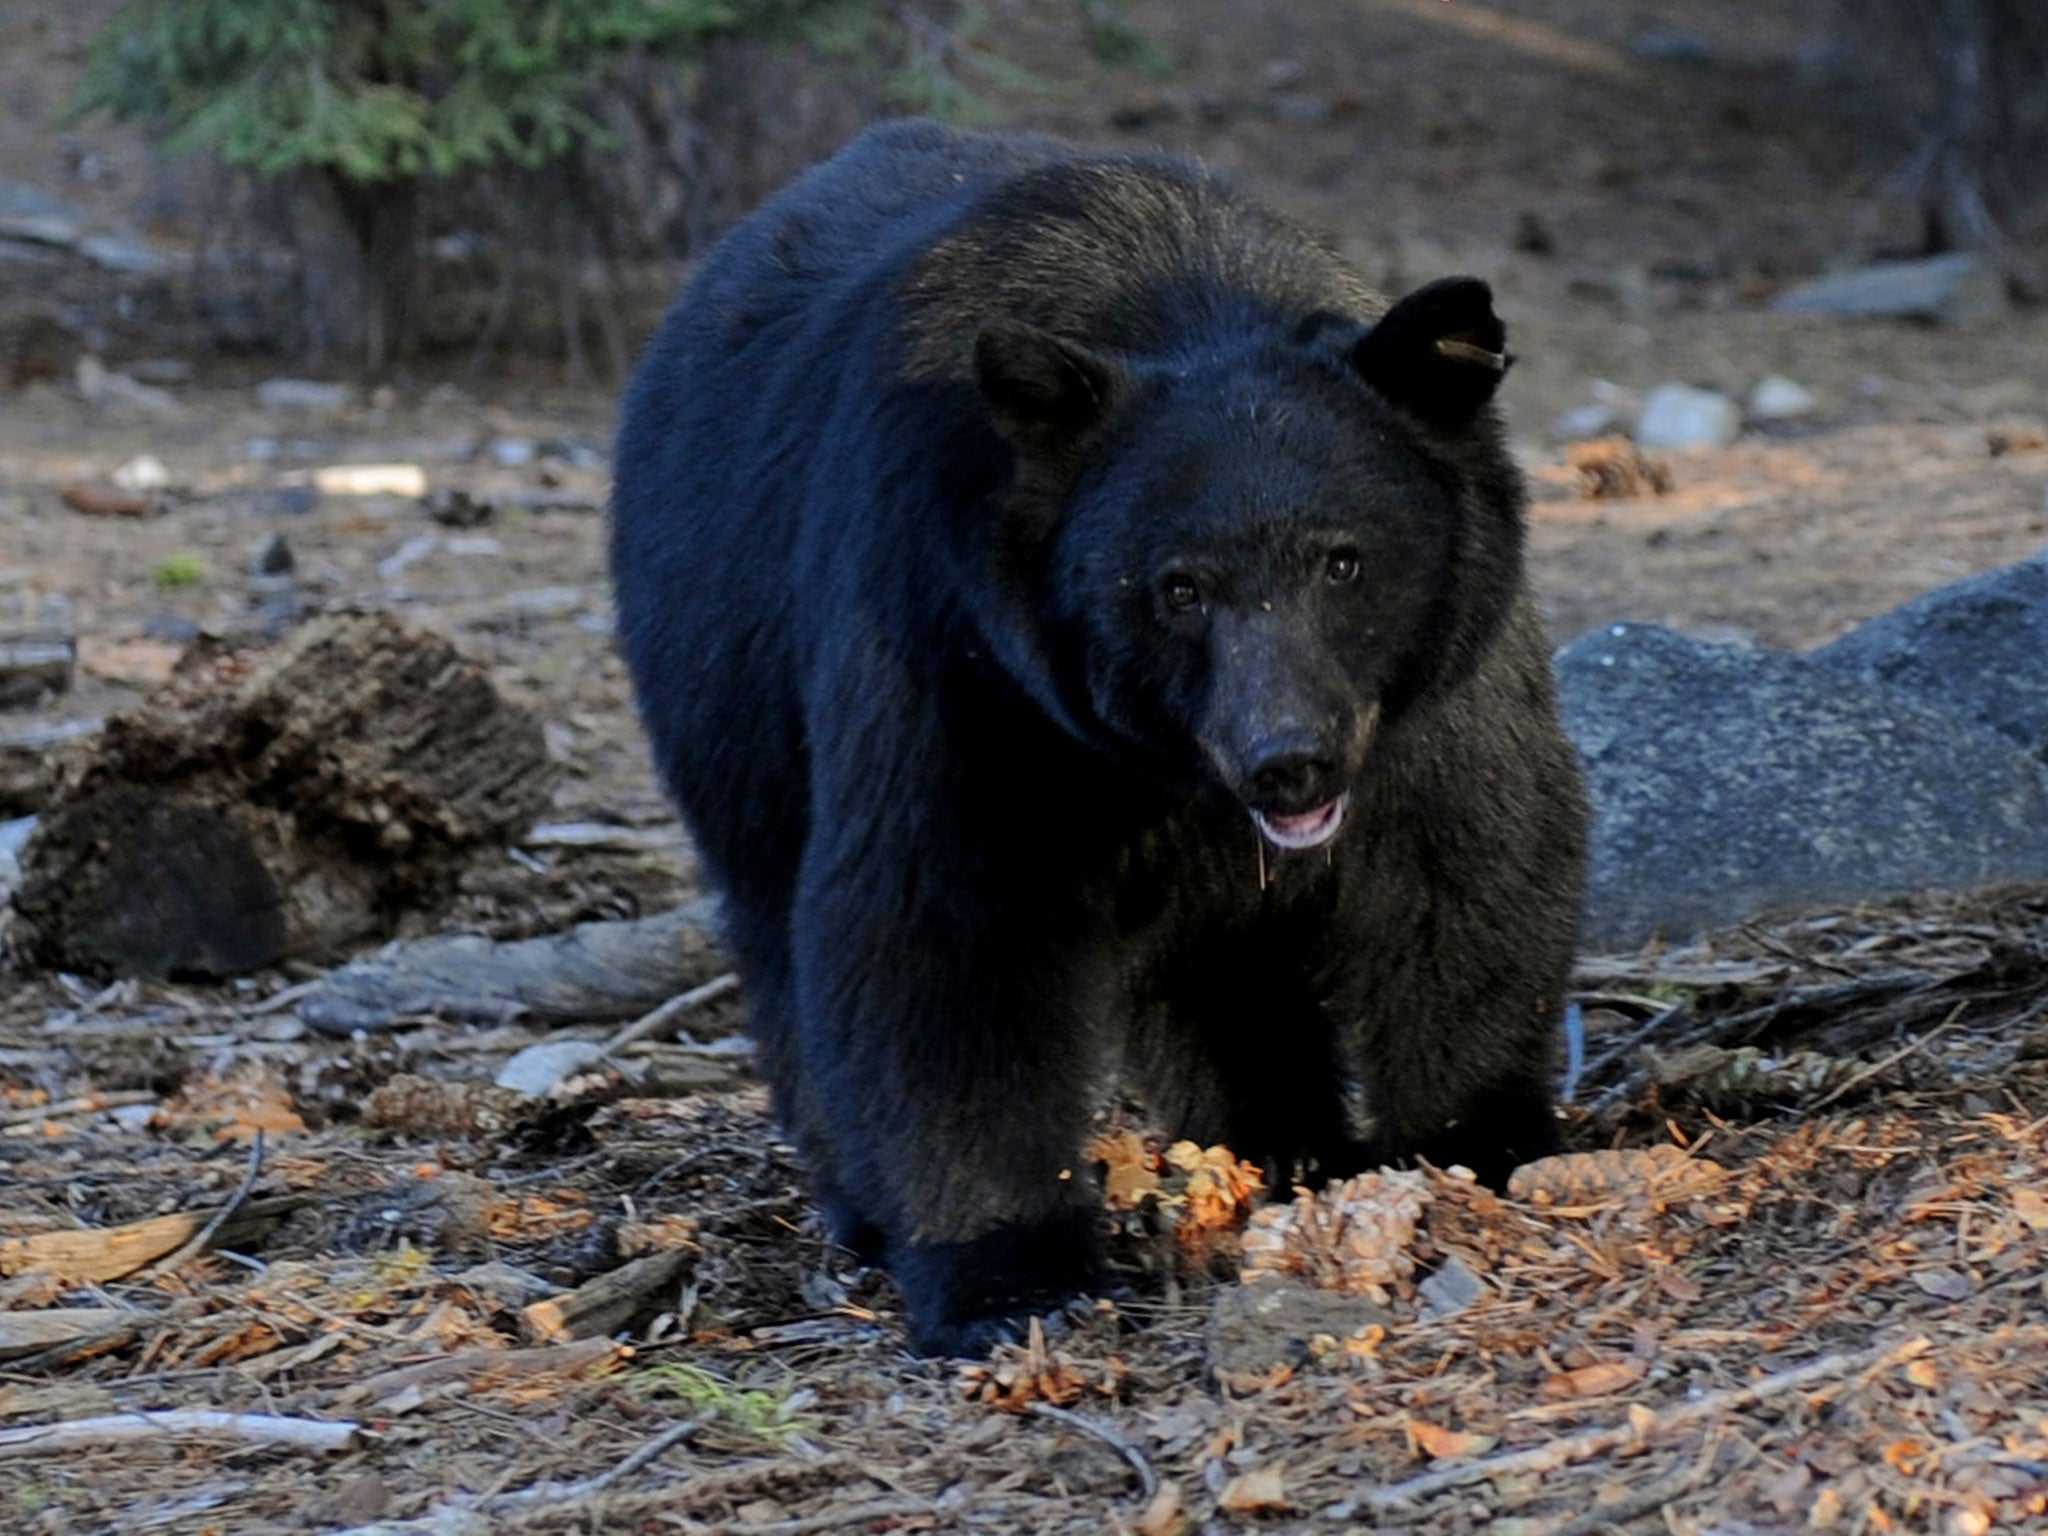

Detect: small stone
[1417, 1254, 1487, 1320]
[112, 454, 171, 494]
[1635, 383, 1741, 449]
[250, 534, 295, 577]
[1206, 1280, 1393, 1386]
[140, 611, 201, 643]
[446, 535, 502, 557]
[1747, 375, 1818, 421]
[489, 437, 537, 468]
[1630, 385, 1728, 450]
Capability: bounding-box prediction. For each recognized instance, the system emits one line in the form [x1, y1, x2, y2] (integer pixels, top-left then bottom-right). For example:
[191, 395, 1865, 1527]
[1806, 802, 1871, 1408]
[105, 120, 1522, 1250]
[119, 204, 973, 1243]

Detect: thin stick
[488, 1417, 699, 1510]
[1807, 1002, 1967, 1111]
[0, 1091, 156, 1129]
[604, 974, 740, 1052]
[1028, 1401, 1159, 1500]
[143, 1129, 266, 1280]
[0, 1409, 356, 1458]
[1363, 1336, 1922, 1511]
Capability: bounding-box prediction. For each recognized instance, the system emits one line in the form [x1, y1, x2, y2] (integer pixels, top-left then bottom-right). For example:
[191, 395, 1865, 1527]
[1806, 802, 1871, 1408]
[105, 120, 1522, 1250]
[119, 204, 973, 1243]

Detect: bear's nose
[1246, 736, 1340, 810]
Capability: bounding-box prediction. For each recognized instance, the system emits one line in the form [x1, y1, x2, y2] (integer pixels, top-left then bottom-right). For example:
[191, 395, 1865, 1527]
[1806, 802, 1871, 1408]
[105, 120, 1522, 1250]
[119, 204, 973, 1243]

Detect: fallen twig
[0, 1409, 358, 1459]
[1364, 1336, 1924, 1511]
[604, 972, 741, 1052]
[143, 1128, 265, 1280]
[1806, 1002, 1967, 1111]
[0, 1090, 157, 1129]
[489, 1417, 700, 1510]
[1027, 1401, 1158, 1501]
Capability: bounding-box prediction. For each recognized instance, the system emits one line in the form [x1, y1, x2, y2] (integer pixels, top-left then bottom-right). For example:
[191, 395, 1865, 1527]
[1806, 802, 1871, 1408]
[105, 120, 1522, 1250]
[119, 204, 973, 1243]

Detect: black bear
[611, 120, 1588, 1356]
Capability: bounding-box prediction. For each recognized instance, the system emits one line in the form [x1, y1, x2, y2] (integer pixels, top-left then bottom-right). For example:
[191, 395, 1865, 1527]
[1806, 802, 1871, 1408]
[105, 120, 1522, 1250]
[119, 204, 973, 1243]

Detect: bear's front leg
[790, 806, 1110, 1356]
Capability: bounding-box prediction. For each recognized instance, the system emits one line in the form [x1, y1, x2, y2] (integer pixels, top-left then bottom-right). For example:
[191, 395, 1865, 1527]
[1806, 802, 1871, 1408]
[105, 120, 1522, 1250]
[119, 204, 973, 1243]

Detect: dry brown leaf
[1239, 1170, 1429, 1298]
[1539, 1357, 1646, 1400]
[1216, 1467, 1290, 1514]
[1133, 1481, 1190, 1536]
[1405, 1418, 1497, 1459]
[152, 1068, 306, 1143]
[1507, 1145, 1726, 1212]
[2012, 1188, 2048, 1232]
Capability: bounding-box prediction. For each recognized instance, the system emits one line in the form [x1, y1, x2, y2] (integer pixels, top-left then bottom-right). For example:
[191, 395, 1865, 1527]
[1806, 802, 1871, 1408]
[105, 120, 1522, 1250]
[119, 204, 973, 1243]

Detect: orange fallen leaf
[2012, 1188, 2048, 1232]
[1216, 1468, 1289, 1514]
[1540, 1358, 1646, 1401]
[1133, 1482, 1189, 1536]
[152, 1069, 306, 1143]
[1406, 1419, 1496, 1460]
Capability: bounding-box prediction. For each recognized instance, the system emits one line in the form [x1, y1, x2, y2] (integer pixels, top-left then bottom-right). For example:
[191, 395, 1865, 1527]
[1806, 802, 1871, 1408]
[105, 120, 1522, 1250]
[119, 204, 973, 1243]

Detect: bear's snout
[1245, 732, 1345, 815]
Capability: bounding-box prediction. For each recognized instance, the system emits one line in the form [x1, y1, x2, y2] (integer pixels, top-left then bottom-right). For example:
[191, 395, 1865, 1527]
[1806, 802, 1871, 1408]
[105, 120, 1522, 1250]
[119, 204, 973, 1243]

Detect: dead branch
[0, 1090, 156, 1129]
[604, 971, 741, 1051]
[1027, 1401, 1158, 1501]
[0, 1410, 358, 1458]
[142, 1128, 266, 1279]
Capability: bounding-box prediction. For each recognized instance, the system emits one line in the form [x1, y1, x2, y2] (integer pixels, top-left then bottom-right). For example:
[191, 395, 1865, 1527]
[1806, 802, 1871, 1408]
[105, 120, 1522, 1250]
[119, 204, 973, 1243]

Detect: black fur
[611, 121, 1589, 1356]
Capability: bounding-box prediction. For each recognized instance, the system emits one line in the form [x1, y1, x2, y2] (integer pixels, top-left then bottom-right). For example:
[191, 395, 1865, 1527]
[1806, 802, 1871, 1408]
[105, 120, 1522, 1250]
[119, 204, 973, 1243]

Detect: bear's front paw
[890, 1208, 1103, 1358]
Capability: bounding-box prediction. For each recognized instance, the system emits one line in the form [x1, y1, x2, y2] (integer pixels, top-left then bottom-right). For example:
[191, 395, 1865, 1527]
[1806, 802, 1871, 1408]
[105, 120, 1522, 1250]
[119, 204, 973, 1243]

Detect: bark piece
[13, 614, 556, 977]
[523, 1248, 697, 1343]
[0, 1196, 303, 1284]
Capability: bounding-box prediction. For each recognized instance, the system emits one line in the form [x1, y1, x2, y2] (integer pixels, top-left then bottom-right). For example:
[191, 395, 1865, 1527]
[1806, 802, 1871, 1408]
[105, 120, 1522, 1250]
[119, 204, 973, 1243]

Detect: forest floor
[2, 2, 2046, 1533]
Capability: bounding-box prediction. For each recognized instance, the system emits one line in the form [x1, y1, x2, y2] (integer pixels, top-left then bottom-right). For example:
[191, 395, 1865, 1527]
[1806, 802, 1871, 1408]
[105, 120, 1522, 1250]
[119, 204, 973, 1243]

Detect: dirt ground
[2, 2, 2047, 1533]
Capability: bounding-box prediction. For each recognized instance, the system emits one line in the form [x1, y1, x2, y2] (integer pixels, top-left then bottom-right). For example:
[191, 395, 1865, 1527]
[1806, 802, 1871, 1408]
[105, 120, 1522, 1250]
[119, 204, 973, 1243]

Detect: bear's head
[974, 277, 1524, 849]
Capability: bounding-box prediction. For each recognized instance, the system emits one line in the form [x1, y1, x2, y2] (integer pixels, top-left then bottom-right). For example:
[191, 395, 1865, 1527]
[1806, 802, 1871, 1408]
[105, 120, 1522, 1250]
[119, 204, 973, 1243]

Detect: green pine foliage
[74, 0, 876, 183]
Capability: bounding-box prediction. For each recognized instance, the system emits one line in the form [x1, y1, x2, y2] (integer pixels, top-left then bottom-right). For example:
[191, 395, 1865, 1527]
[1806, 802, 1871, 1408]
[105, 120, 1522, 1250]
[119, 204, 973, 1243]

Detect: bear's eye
[1324, 549, 1362, 585]
[1160, 574, 1202, 613]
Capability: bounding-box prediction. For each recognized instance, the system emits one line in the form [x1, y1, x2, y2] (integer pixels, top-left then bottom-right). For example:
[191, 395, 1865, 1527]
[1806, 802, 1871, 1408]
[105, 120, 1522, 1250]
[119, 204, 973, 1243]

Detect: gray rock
[1417, 1254, 1487, 1320]
[1206, 1280, 1393, 1385]
[1810, 554, 2048, 765]
[1773, 253, 2006, 325]
[1746, 375, 1818, 421]
[250, 534, 295, 577]
[1558, 622, 2048, 950]
[1636, 383, 1741, 449]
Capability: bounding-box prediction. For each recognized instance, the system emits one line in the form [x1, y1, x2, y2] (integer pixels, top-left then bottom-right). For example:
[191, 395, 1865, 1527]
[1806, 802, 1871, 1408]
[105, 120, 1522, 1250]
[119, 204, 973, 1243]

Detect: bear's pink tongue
[1253, 795, 1348, 851]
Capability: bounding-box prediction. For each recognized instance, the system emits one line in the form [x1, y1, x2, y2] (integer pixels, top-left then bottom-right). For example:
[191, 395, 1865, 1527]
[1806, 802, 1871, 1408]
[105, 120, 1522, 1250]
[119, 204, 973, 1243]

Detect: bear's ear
[974, 320, 1125, 450]
[1350, 276, 1511, 428]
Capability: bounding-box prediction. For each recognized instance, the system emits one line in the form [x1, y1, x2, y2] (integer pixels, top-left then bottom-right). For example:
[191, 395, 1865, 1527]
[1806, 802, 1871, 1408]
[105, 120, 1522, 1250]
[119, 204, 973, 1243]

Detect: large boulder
[1557, 619, 2048, 951]
[1809, 553, 2048, 766]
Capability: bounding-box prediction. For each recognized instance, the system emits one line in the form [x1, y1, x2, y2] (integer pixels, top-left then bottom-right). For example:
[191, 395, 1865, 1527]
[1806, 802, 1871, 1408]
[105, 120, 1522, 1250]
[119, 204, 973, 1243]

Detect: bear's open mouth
[1252, 793, 1349, 851]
